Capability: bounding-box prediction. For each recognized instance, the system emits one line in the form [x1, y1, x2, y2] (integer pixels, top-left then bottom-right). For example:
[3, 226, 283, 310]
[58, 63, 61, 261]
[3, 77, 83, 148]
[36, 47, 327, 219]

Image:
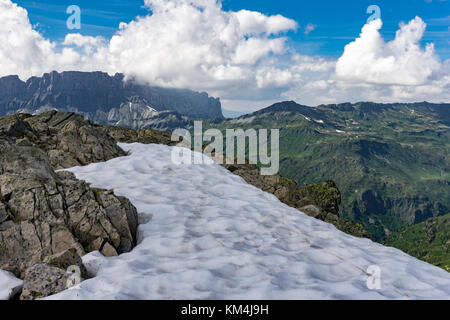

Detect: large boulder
[20, 264, 71, 300]
[0, 114, 32, 138]
[44, 248, 87, 277]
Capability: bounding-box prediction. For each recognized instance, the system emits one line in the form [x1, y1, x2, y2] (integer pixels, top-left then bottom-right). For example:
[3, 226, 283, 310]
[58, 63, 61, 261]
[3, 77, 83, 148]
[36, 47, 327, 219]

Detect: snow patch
[44, 143, 450, 300]
[0, 270, 22, 300]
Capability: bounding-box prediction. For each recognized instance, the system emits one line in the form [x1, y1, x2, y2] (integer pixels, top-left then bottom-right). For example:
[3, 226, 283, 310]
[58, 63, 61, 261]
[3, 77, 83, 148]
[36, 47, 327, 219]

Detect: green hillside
[383, 213, 450, 272]
[203, 101, 450, 241]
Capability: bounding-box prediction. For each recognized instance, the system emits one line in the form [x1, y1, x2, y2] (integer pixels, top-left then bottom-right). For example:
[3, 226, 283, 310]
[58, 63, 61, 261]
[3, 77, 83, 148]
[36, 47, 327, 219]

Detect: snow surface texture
[44, 143, 450, 300]
[0, 270, 23, 300]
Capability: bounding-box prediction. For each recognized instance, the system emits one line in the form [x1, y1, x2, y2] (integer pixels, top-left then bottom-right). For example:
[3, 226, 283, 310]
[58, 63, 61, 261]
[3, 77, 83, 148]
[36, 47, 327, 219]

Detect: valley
[202, 101, 450, 242]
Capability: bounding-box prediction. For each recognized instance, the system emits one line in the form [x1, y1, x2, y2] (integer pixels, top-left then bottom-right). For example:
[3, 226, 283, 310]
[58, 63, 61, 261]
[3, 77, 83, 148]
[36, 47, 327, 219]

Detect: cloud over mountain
[0, 0, 448, 109]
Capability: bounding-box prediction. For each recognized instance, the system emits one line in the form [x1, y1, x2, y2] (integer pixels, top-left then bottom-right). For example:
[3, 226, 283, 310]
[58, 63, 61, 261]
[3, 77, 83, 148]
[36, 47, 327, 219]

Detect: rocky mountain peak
[0, 71, 223, 120]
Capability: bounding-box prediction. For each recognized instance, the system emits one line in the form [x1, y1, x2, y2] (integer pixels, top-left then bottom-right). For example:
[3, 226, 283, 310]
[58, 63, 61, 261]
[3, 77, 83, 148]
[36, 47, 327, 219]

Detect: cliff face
[0, 71, 223, 119]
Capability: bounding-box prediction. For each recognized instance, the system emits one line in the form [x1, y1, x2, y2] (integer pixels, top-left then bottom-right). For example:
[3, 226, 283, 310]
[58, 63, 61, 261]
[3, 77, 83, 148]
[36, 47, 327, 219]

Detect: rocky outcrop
[0, 112, 139, 286]
[0, 111, 126, 169]
[104, 124, 176, 146]
[0, 71, 223, 120]
[0, 145, 138, 278]
[100, 96, 192, 131]
[298, 181, 341, 216]
[20, 249, 88, 300]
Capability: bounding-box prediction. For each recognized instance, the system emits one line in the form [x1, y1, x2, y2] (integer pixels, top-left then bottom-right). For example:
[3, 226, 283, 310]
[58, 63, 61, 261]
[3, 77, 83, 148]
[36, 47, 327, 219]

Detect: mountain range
[0, 72, 448, 270]
[1, 110, 449, 299]
[0, 71, 223, 121]
[202, 101, 450, 243]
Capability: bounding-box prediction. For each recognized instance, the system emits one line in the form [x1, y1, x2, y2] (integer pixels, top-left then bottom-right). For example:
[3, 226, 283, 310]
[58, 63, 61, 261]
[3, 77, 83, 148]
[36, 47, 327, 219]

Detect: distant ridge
[204, 99, 450, 244]
[0, 71, 224, 120]
[241, 100, 450, 126]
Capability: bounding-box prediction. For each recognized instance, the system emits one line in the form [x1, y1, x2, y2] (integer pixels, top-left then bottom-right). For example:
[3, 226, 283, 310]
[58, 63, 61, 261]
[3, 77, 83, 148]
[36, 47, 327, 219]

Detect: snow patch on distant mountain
[47, 143, 450, 300]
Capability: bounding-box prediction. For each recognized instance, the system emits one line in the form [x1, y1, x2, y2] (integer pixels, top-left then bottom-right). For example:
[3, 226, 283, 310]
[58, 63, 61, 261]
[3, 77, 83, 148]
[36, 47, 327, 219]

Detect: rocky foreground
[0, 111, 368, 299]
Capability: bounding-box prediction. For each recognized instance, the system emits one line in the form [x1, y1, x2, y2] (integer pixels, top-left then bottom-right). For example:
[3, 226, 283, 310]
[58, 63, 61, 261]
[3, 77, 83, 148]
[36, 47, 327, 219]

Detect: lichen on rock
[0, 112, 140, 298]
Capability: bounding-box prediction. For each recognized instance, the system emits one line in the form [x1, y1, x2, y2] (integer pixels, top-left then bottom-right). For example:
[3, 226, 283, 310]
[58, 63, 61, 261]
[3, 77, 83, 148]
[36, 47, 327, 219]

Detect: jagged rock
[24, 111, 127, 169]
[0, 71, 223, 120]
[101, 243, 118, 257]
[0, 139, 138, 278]
[0, 203, 8, 224]
[44, 248, 87, 277]
[104, 125, 175, 146]
[20, 264, 70, 300]
[0, 111, 127, 169]
[95, 190, 139, 253]
[224, 163, 306, 205]
[0, 114, 32, 137]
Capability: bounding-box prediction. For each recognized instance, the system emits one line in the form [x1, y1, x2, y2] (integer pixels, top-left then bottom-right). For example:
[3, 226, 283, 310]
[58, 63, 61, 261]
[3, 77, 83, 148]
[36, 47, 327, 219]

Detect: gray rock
[0, 71, 223, 120]
[24, 111, 127, 169]
[0, 115, 139, 278]
[0, 114, 32, 138]
[101, 243, 118, 257]
[103, 96, 192, 131]
[0, 202, 8, 224]
[300, 205, 321, 218]
[20, 264, 70, 300]
[44, 248, 87, 277]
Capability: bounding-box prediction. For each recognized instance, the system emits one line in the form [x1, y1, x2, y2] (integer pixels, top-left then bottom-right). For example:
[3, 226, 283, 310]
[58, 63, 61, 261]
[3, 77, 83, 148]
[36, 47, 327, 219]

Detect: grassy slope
[383, 213, 450, 272]
[203, 102, 450, 241]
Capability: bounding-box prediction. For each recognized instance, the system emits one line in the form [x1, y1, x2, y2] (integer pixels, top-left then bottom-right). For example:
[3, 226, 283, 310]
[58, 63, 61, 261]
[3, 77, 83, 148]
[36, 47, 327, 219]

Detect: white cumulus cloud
[104, 0, 299, 98]
[0, 0, 83, 79]
[0, 0, 448, 110]
[336, 17, 442, 86]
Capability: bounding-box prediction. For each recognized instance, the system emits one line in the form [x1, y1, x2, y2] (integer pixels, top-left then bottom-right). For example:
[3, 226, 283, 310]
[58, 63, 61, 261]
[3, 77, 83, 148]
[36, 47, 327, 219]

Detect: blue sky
[18, 0, 450, 59]
[2, 0, 449, 109]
